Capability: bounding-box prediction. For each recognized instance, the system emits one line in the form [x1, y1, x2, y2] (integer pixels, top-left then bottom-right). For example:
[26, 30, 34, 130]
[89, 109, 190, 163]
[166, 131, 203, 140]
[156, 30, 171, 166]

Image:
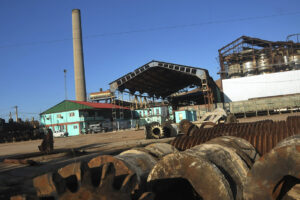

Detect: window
[156, 109, 160, 115]
[178, 113, 183, 121]
[74, 125, 77, 129]
[70, 112, 75, 117]
[57, 114, 62, 118]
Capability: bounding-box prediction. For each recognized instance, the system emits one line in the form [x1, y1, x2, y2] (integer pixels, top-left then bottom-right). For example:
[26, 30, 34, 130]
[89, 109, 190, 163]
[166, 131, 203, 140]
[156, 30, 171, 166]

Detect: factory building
[109, 60, 222, 123]
[219, 36, 300, 115]
[40, 100, 130, 136]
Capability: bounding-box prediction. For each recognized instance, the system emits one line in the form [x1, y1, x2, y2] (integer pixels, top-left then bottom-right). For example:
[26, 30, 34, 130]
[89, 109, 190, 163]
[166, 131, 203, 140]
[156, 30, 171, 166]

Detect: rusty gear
[33, 162, 153, 200]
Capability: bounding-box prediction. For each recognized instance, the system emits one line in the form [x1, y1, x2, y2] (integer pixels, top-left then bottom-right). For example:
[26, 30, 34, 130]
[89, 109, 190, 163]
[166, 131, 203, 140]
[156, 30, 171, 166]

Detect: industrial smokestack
[72, 9, 87, 101]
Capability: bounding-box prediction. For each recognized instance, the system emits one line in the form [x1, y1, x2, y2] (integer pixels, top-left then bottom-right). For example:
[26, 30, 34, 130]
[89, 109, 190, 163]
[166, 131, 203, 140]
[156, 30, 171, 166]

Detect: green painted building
[40, 100, 130, 136]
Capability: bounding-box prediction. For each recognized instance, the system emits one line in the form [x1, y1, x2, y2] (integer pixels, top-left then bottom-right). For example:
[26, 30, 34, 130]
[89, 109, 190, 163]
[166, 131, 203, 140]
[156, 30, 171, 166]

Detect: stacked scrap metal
[172, 116, 300, 155]
[17, 143, 177, 200]
[148, 134, 300, 200]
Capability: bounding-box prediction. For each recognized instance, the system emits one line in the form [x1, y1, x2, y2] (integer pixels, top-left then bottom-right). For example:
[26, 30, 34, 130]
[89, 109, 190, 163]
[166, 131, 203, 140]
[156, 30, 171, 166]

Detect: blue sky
[0, 0, 300, 120]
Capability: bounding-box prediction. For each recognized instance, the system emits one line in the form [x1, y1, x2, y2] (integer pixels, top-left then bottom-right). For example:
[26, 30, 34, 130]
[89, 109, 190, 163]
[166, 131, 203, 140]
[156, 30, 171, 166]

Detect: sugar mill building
[218, 35, 300, 116]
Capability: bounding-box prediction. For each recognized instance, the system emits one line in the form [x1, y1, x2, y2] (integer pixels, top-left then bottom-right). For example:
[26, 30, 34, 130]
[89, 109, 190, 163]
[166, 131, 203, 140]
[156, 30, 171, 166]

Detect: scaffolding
[218, 36, 300, 79]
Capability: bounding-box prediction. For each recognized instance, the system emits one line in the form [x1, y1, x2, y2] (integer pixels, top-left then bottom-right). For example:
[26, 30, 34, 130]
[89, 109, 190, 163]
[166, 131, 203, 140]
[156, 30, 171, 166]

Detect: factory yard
[0, 112, 298, 159]
[0, 129, 145, 159]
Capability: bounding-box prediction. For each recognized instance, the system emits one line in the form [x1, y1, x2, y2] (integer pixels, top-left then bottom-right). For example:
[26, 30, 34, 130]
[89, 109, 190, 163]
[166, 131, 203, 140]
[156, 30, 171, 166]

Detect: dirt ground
[0, 129, 145, 159]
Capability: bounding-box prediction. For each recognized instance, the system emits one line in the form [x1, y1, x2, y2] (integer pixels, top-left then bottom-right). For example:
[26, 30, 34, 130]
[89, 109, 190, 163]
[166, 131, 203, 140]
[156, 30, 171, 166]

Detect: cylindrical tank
[289, 54, 300, 69]
[242, 60, 256, 76]
[257, 53, 271, 74]
[228, 63, 242, 78]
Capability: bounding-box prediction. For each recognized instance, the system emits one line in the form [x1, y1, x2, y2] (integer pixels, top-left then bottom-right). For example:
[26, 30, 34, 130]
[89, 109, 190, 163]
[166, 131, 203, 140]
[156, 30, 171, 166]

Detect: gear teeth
[52, 172, 66, 195]
[80, 162, 93, 188]
[120, 173, 138, 193]
[138, 192, 154, 200]
[99, 162, 116, 189]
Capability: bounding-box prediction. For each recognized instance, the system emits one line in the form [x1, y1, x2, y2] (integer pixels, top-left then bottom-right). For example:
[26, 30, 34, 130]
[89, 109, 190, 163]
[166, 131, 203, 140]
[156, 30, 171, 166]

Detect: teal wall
[40, 109, 115, 136]
[175, 110, 197, 123]
[135, 106, 174, 125]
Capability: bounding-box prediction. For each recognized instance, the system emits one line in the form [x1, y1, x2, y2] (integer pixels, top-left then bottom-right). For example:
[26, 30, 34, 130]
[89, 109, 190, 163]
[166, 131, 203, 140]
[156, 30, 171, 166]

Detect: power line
[0, 11, 300, 49]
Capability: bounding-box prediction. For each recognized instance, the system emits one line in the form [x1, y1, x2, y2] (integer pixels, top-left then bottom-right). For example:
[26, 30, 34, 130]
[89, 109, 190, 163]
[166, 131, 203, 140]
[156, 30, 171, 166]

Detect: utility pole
[64, 69, 68, 100]
[14, 106, 18, 123]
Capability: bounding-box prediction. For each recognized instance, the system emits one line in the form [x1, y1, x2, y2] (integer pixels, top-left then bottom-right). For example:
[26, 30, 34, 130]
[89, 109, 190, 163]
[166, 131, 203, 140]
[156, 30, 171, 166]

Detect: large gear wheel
[33, 162, 153, 200]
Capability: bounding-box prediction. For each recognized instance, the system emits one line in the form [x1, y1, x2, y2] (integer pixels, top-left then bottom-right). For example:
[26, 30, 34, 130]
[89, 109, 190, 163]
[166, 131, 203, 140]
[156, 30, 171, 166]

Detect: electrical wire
[0, 11, 300, 49]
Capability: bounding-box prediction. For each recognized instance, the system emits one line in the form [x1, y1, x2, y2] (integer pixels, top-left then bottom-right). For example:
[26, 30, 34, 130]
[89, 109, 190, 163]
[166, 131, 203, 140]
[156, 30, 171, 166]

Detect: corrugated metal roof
[41, 100, 129, 115]
[109, 60, 209, 98]
[69, 100, 129, 109]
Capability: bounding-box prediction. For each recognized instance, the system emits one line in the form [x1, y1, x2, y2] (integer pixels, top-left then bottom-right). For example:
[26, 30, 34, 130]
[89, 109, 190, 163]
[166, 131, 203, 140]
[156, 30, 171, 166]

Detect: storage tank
[242, 60, 256, 76]
[227, 63, 242, 78]
[257, 53, 271, 74]
[90, 90, 113, 100]
[289, 51, 300, 69]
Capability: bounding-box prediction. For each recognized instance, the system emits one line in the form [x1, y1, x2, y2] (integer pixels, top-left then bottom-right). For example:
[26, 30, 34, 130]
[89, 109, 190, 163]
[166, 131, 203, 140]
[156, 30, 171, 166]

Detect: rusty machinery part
[147, 152, 233, 200]
[199, 121, 216, 129]
[206, 136, 260, 167]
[87, 143, 176, 187]
[178, 119, 199, 136]
[185, 143, 249, 200]
[38, 128, 54, 154]
[9, 195, 38, 200]
[161, 121, 178, 138]
[132, 143, 178, 161]
[274, 134, 300, 149]
[115, 149, 158, 182]
[171, 118, 300, 155]
[148, 124, 164, 139]
[243, 138, 300, 200]
[145, 122, 160, 139]
[143, 143, 178, 159]
[88, 149, 157, 192]
[3, 158, 40, 166]
[225, 113, 238, 124]
[33, 162, 154, 200]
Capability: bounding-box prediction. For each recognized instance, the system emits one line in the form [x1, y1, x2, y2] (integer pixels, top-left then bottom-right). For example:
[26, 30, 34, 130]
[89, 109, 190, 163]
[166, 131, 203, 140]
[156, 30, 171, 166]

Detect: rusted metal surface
[3, 158, 40, 166]
[172, 118, 300, 155]
[243, 138, 300, 199]
[186, 143, 249, 200]
[144, 143, 178, 159]
[147, 152, 233, 200]
[31, 143, 176, 200]
[33, 162, 153, 200]
[38, 128, 54, 154]
[148, 138, 253, 200]
[161, 121, 178, 138]
[199, 121, 216, 129]
[178, 119, 199, 135]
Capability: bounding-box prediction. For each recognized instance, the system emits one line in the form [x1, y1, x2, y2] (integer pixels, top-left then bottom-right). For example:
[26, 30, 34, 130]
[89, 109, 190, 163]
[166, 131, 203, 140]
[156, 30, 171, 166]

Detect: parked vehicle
[89, 122, 110, 133]
[53, 131, 68, 137]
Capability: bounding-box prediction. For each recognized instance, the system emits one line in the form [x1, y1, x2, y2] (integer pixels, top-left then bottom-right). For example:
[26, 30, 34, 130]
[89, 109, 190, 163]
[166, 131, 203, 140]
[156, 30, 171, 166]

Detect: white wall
[222, 70, 300, 102]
